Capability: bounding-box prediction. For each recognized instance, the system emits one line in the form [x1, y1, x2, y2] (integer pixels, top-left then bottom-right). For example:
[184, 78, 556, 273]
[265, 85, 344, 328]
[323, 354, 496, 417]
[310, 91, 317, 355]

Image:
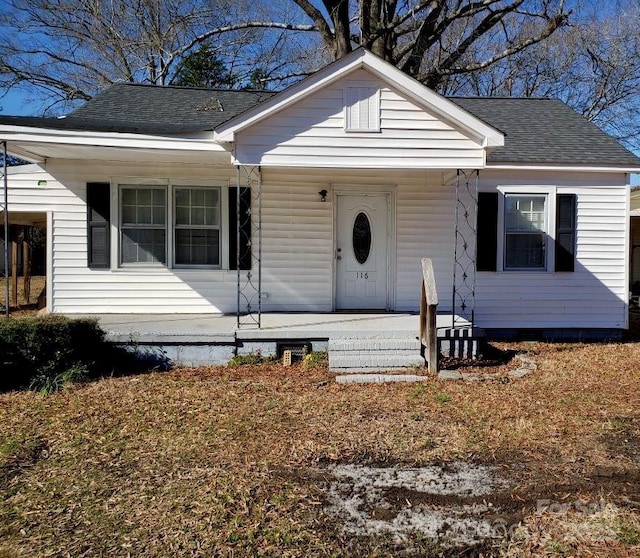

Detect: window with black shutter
[87, 182, 111, 269]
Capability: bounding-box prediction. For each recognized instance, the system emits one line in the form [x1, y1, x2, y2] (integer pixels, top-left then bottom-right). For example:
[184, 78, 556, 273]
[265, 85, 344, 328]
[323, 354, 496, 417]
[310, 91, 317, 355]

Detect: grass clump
[615, 517, 640, 546]
[302, 350, 328, 370]
[228, 351, 271, 366]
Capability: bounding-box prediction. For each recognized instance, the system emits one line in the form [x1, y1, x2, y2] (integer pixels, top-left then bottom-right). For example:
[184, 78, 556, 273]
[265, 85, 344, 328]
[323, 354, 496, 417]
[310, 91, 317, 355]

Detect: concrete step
[336, 374, 429, 384]
[329, 338, 421, 351]
[329, 351, 425, 371]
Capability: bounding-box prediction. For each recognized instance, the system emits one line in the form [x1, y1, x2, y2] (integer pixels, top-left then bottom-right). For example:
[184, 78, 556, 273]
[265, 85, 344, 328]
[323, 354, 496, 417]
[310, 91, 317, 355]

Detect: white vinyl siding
[39, 160, 239, 314]
[475, 170, 628, 329]
[259, 167, 455, 312]
[234, 69, 485, 169]
[4, 163, 630, 331]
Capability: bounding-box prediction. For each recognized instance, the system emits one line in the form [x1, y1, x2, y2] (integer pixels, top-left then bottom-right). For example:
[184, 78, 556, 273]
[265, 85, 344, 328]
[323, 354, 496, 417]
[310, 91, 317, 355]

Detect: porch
[91, 311, 478, 371]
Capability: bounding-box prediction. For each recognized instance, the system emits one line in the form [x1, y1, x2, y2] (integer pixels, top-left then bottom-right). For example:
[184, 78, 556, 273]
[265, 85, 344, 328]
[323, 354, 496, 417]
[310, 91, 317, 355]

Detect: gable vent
[345, 85, 380, 132]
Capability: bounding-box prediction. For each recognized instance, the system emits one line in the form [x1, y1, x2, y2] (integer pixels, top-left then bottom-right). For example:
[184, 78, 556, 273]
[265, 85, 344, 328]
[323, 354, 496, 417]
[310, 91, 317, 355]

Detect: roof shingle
[451, 97, 640, 166]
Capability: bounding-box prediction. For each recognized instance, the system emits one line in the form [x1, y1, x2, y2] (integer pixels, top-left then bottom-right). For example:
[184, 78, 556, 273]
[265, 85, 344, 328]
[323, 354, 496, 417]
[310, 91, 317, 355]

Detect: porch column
[452, 169, 479, 329]
[236, 165, 262, 328]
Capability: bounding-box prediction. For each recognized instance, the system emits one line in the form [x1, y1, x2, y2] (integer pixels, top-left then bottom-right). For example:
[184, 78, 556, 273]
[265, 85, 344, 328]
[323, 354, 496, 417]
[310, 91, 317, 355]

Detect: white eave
[0, 124, 227, 163]
[213, 49, 505, 148]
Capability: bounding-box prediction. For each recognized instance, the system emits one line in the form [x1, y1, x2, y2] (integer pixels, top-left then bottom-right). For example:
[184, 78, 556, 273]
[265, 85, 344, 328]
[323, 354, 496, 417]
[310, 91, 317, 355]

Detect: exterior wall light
[318, 189, 328, 202]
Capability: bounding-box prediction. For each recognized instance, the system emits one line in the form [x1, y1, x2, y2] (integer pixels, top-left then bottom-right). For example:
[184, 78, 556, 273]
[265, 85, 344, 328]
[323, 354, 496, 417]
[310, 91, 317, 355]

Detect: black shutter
[555, 193, 577, 272]
[228, 187, 252, 270]
[476, 192, 498, 272]
[87, 182, 111, 269]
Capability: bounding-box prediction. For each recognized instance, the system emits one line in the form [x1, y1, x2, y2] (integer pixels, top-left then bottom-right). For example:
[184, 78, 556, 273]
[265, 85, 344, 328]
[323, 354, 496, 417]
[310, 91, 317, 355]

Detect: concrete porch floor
[85, 312, 469, 343]
[75, 312, 476, 367]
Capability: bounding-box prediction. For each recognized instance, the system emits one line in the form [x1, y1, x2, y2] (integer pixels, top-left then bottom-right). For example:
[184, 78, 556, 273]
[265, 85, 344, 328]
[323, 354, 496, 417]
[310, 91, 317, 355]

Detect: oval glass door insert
[352, 212, 372, 265]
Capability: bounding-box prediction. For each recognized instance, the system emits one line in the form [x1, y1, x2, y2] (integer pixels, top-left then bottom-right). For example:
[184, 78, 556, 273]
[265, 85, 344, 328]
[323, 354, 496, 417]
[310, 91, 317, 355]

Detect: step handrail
[419, 258, 439, 373]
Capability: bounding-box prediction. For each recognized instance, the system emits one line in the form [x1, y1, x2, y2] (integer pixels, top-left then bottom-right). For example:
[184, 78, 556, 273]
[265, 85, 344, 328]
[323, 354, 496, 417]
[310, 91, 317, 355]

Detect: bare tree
[0, 0, 318, 112]
[454, 4, 640, 150]
[291, 1, 570, 88]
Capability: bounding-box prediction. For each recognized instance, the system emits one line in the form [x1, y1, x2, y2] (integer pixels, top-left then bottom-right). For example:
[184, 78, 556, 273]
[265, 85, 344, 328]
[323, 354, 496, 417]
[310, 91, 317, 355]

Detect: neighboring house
[1, 49, 638, 336]
[631, 187, 640, 296]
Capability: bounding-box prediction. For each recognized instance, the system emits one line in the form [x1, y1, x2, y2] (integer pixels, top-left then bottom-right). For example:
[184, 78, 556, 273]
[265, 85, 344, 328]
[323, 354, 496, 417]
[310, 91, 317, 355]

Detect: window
[174, 187, 220, 266]
[117, 184, 225, 268]
[120, 187, 167, 264]
[504, 195, 547, 269]
[477, 190, 576, 274]
[344, 85, 380, 132]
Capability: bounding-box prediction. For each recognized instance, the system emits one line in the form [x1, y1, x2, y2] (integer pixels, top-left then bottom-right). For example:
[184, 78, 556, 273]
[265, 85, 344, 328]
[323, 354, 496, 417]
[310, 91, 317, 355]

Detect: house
[1, 48, 638, 340]
[631, 187, 640, 298]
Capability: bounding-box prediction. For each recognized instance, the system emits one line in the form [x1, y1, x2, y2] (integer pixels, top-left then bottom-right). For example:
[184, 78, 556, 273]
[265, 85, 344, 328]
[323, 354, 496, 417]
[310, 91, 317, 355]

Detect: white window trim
[344, 82, 381, 133]
[496, 185, 556, 273]
[109, 177, 230, 271]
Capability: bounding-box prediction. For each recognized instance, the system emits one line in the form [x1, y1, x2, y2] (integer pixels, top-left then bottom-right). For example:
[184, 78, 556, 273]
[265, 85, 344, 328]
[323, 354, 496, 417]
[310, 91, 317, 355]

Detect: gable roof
[452, 97, 640, 167]
[213, 49, 504, 148]
[0, 50, 637, 169]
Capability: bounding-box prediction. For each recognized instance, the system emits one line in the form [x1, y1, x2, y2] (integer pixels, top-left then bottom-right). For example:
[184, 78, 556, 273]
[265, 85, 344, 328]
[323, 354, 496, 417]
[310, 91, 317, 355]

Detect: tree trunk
[323, 0, 352, 58]
[362, 0, 397, 62]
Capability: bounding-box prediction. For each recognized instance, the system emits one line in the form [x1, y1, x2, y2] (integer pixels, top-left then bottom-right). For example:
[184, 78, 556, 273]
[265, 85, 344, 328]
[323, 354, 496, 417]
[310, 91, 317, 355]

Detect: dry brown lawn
[0, 341, 639, 556]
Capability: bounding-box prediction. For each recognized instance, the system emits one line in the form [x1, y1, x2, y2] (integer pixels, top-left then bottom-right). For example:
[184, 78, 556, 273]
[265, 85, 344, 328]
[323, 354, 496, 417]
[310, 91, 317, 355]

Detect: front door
[336, 194, 389, 310]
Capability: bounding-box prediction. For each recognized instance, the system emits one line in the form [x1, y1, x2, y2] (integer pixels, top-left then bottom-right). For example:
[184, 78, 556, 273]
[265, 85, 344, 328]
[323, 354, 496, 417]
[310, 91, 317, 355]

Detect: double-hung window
[477, 189, 576, 273]
[120, 186, 167, 265]
[118, 183, 222, 268]
[504, 194, 547, 270]
[174, 187, 220, 266]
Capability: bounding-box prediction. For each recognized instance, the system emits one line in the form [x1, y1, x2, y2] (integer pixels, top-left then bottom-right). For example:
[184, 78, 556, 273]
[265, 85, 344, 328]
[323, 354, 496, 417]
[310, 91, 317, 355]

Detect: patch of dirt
[602, 417, 640, 464]
[440, 343, 518, 371]
[0, 437, 49, 489]
[314, 457, 640, 554]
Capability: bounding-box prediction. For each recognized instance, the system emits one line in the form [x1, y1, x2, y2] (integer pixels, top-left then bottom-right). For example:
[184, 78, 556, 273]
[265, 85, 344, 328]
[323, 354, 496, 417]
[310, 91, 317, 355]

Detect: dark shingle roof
[0, 83, 275, 134]
[450, 97, 640, 167]
[0, 83, 637, 167]
[69, 83, 275, 133]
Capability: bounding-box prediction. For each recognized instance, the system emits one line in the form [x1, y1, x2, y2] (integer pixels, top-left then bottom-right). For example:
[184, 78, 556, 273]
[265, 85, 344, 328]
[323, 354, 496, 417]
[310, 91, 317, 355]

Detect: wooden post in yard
[23, 230, 31, 304]
[10, 231, 17, 308]
[419, 258, 439, 374]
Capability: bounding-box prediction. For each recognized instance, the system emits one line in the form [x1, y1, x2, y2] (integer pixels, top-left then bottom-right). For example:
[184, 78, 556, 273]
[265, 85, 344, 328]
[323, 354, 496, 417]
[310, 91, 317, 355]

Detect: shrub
[0, 316, 110, 392]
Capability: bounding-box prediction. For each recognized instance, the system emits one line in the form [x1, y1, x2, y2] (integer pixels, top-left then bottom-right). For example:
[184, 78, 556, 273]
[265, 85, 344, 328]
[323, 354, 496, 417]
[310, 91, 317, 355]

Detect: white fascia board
[0, 125, 224, 152]
[486, 163, 640, 173]
[358, 51, 503, 147]
[214, 49, 504, 148]
[214, 51, 367, 142]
